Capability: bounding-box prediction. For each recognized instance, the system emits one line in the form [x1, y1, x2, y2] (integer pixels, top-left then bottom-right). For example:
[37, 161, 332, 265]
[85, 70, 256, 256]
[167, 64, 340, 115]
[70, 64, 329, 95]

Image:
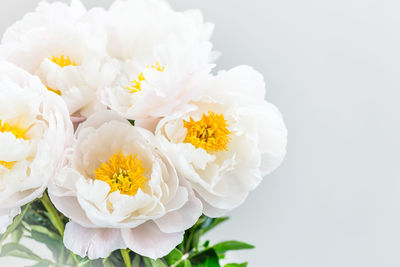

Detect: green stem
[40, 191, 79, 265]
[185, 232, 193, 253]
[40, 192, 64, 237]
[121, 249, 132, 267]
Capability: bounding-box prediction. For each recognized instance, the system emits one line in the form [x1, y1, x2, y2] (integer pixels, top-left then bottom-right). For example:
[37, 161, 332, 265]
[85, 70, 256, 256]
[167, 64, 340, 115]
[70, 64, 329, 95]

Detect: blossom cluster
[0, 0, 287, 260]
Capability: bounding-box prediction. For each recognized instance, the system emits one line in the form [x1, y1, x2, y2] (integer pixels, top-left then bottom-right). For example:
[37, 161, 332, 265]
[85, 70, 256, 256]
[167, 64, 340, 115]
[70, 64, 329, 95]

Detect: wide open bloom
[100, 0, 216, 126]
[156, 66, 288, 217]
[49, 111, 202, 259]
[0, 0, 111, 116]
[0, 61, 72, 233]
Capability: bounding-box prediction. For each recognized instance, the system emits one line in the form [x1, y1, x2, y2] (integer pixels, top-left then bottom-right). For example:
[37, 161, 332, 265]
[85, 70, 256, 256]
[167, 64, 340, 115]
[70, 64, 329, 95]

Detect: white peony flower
[156, 66, 288, 217]
[100, 0, 216, 126]
[0, 61, 73, 233]
[0, 0, 112, 117]
[49, 110, 202, 259]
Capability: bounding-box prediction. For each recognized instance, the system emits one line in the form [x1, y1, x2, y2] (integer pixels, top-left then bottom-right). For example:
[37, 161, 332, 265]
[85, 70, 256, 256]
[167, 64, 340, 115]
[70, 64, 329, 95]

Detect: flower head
[0, 0, 112, 116]
[156, 66, 287, 217]
[49, 111, 202, 259]
[0, 61, 72, 232]
[100, 0, 216, 126]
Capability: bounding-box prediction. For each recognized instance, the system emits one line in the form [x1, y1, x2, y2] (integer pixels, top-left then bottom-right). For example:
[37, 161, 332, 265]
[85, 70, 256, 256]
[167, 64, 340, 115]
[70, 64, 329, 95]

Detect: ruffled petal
[121, 221, 183, 259]
[155, 190, 202, 233]
[64, 221, 126, 260]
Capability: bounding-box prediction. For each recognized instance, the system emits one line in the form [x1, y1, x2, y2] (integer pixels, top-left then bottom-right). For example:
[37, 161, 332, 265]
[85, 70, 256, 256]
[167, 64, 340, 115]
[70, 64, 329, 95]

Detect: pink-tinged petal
[70, 115, 87, 131]
[64, 221, 126, 260]
[121, 221, 183, 259]
[155, 190, 202, 233]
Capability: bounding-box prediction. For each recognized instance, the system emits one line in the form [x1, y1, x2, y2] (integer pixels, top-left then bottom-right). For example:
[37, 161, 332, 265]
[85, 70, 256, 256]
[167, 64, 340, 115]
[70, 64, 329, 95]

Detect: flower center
[94, 150, 148, 196]
[126, 62, 165, 93]
[0, 120, 28, 140]
[0, 120, 29, 170]
[0, 161, 14, 170]
[50, 55, 77, 68]
[183, 111, 231, 152]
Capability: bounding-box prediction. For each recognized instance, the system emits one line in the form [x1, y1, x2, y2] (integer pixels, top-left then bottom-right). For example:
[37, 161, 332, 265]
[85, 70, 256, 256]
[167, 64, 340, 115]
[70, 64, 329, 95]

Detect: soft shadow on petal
[121, 221, 183, 259]
[64, 221, 126, 260]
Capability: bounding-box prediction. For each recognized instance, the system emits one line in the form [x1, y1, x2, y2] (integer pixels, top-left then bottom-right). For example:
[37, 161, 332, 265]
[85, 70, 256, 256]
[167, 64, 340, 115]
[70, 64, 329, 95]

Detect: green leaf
[165, 248, 183, 265]
[143, 257, 167, 267]
[107, 250, 125, 267]
[10, 227, 24, 243]
[28, 230, 64, 260]
[177, 259, 192, 267]
[204, 256, 220, 267]
[132, 253, 141, 267]
[0, 242, 41, 261]
[128, 120, 135, 126]
[27, 260, 54, 267]
[102, 258, 114, 267]
[0, 204, 30, 244]
[201, 217, 229, 234]
[212, 241, 254, 254]
[191, 249, 220, 267]
[91, 259, 105, 267]
[224, 263, 248, 267]
[29, 224, 61, 240]
[77, 259, 92, 267]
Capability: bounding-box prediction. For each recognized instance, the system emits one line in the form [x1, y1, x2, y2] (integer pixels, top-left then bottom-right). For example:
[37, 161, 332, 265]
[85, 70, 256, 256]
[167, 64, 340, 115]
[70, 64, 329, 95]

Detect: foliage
[0, 192, 254, 266]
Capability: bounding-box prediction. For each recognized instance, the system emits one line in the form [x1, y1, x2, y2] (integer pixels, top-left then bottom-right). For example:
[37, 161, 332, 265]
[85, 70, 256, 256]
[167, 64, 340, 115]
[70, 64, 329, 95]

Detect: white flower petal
[121, 221, 183, 259]
[155, 188, 202, 233]
[64, 221, 126, 260]
[49, 194, 95, 228]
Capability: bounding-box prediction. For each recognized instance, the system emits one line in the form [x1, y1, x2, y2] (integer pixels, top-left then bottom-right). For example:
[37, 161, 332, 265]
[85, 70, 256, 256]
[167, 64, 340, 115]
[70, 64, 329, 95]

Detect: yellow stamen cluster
[47, 55, 76, 95]
[0, 120, 28, 140]
[126, 62, 165, 93]
[183, 111, 231, 152]
[0, 161, 14, 170]
[50, 55, 77, 68]
[0, 120, 28, 170]
[94, 150, 148, 196]
[126, 72, 146, 93]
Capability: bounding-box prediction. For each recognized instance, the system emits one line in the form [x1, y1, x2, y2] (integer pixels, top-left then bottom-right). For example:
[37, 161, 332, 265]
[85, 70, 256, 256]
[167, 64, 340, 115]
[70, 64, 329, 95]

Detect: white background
[1, 0, 400, 266]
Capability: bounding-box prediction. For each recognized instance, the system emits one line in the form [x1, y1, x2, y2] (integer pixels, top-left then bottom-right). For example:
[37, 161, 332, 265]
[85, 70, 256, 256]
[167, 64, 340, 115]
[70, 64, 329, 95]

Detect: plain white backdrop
[1, 0, 400, 266]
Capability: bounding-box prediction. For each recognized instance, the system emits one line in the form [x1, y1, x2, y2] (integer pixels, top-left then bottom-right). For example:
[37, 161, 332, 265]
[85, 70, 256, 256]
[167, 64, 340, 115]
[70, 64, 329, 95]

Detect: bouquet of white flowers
[0, 0, 287, 266]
